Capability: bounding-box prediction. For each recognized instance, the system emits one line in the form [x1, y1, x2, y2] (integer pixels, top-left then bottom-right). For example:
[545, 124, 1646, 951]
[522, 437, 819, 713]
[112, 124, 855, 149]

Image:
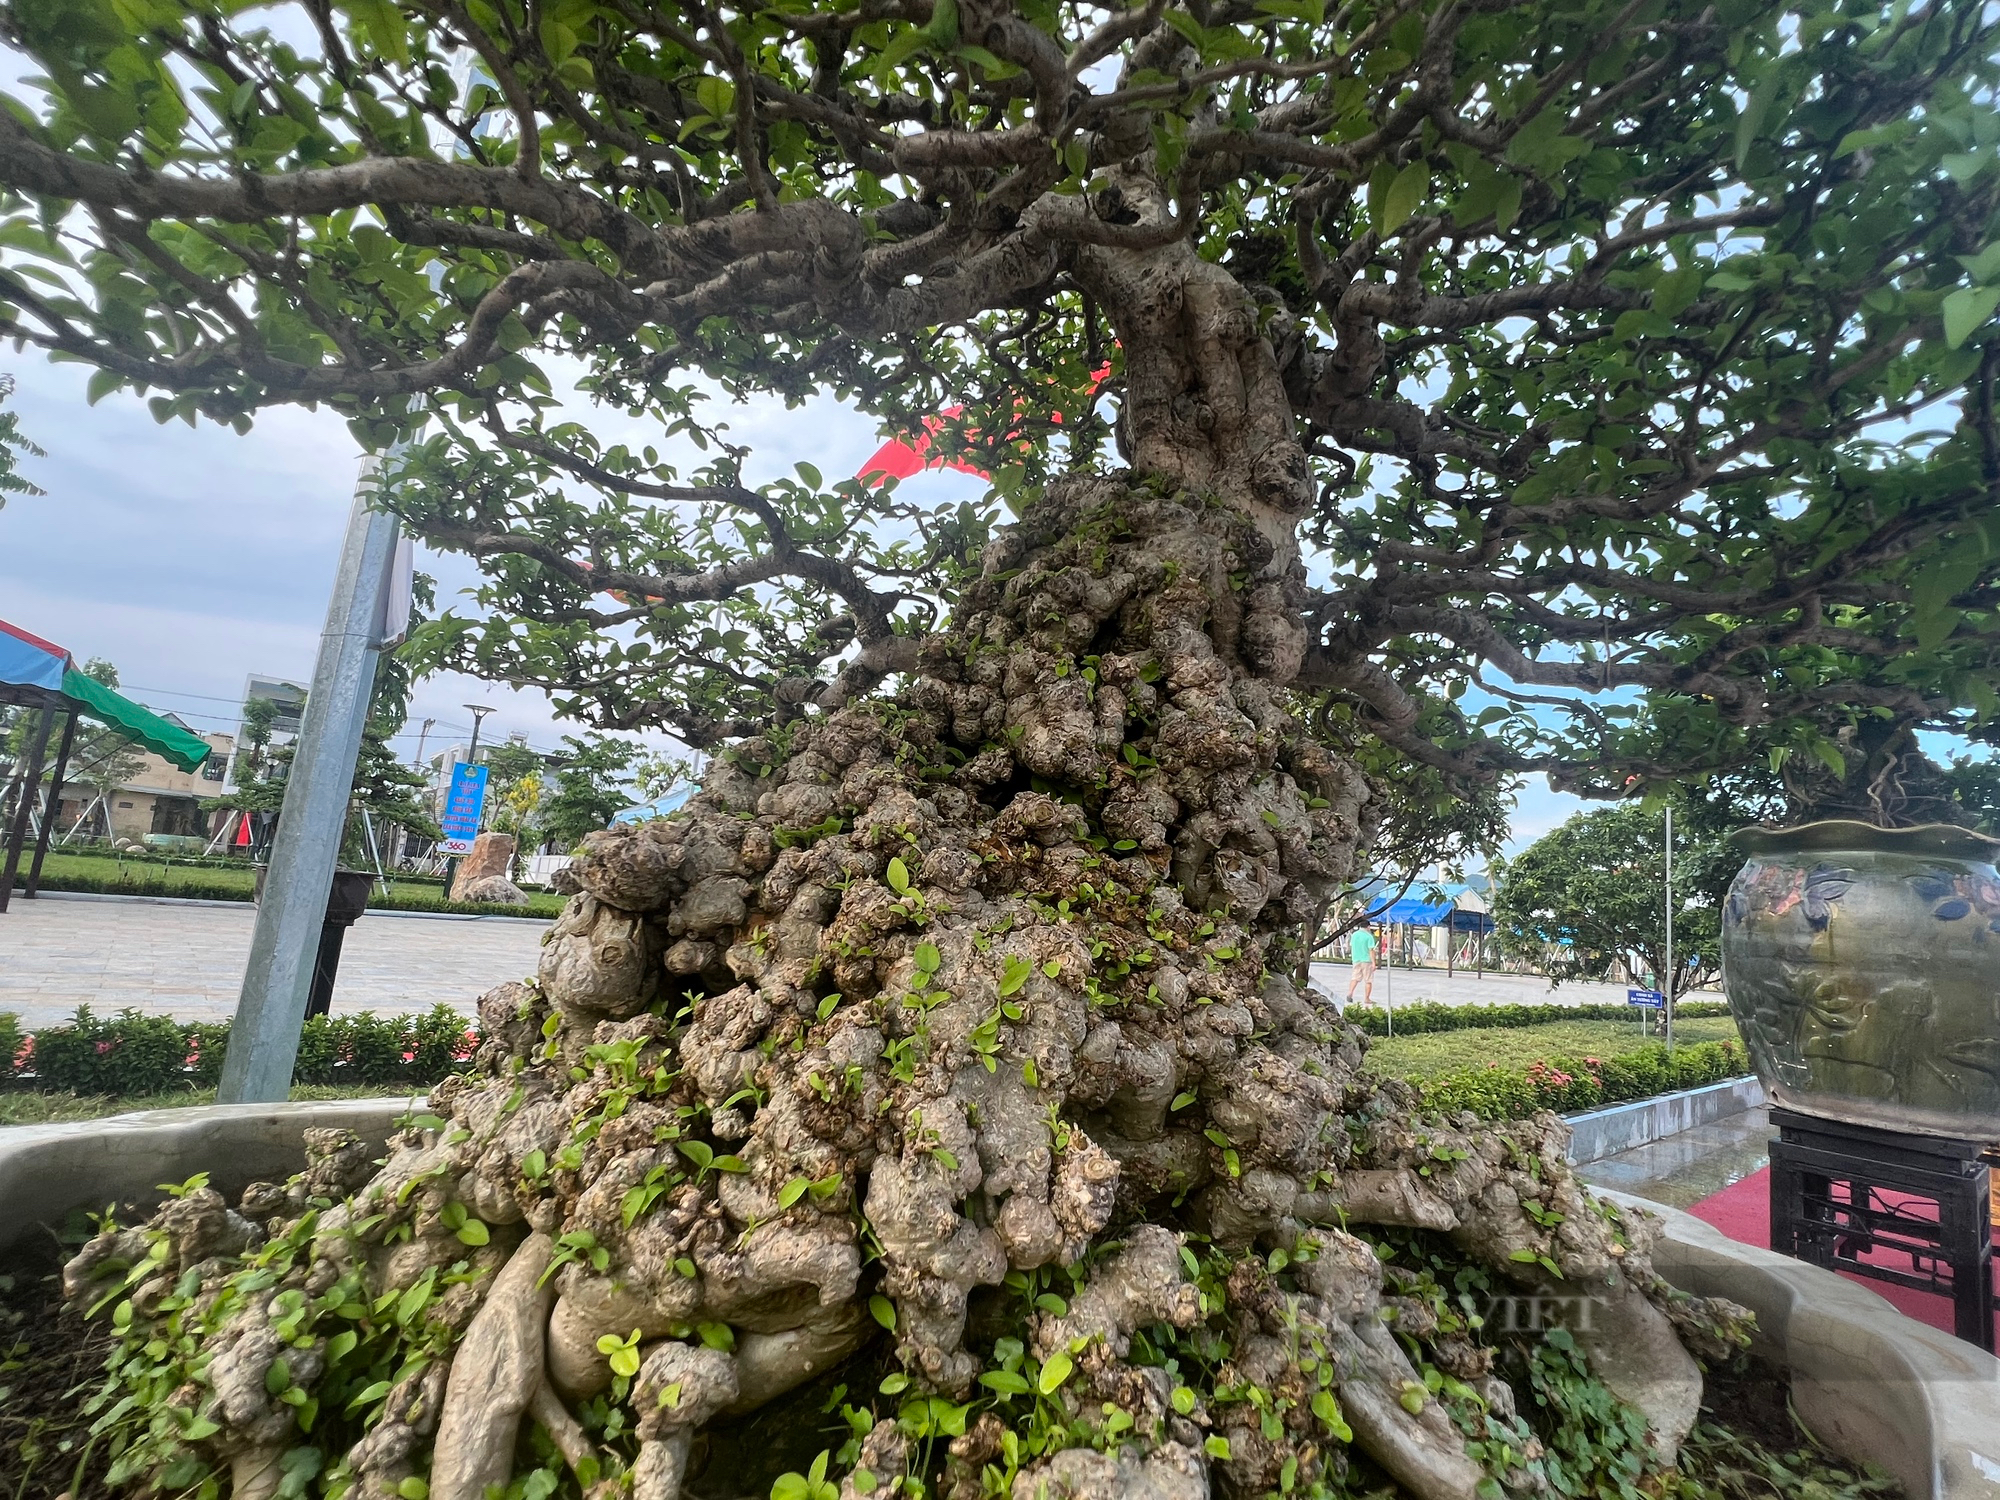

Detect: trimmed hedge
[1418, 1038, 1748, 1120]
[25, 863, 562, 918]
[3, 1005, 476, 1097]
[1346, 998, 1731, 1037]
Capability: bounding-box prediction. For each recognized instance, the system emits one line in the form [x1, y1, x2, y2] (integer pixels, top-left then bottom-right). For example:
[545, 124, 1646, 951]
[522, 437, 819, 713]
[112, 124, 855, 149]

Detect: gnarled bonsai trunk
[66, 246, 1750, 1500]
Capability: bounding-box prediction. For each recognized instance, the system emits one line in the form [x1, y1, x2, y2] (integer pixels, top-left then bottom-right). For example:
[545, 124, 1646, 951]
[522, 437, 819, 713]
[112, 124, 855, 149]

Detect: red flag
[858, 364, 1114, 486]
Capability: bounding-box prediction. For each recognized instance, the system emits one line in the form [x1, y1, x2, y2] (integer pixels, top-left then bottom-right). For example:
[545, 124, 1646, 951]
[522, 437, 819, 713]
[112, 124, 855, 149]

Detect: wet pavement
[1575, 1104, 1773, 1209]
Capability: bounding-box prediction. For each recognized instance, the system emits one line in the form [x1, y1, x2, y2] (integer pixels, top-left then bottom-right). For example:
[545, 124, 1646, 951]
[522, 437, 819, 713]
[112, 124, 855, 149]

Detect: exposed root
[430, 1234, 556, 1500]
[528, 1380, 598, 1476]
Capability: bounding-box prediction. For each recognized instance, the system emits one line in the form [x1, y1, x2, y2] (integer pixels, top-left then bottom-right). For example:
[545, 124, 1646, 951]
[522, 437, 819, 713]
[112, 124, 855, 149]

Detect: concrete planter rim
[3, 1103, 1994, 1499]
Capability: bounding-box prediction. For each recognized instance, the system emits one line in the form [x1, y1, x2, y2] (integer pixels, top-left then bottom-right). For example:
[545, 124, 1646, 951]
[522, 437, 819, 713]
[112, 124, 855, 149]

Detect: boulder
[456, 875, 531, 906]
[451, 832, 522, 902]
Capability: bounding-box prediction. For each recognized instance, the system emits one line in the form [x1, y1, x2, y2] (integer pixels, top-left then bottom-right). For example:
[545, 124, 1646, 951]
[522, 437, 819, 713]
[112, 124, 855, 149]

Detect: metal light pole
[217, 451, 406, 1103]
[441, 703, 495, 897]
[1664, 804, 1675, 1055]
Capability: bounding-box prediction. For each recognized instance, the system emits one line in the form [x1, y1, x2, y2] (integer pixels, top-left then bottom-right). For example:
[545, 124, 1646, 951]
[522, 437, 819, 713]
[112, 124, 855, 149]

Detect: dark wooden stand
[1768, 1106, 1997, 1351]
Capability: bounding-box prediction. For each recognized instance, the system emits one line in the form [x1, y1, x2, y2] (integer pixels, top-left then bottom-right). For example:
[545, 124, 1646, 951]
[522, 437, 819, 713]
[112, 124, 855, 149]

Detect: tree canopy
[1492, 799, 1734, 998]
[2, 0, 1998, 814]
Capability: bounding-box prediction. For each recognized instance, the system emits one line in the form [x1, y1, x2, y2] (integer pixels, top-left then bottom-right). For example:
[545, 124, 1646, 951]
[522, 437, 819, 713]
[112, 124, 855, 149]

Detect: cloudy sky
[0, 355, 1583, 857]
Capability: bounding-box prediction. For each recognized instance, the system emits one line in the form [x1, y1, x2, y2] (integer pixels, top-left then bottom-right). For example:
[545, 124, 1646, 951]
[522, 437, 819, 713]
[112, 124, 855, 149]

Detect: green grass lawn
[0, 1081, 427, 1127]
[19, 850, 565, 917]
[1364, 1014, 1743, 1081]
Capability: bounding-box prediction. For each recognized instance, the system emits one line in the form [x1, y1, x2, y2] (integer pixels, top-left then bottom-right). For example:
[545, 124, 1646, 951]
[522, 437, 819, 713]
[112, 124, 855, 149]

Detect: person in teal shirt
[1345, 924, 1380, 1007]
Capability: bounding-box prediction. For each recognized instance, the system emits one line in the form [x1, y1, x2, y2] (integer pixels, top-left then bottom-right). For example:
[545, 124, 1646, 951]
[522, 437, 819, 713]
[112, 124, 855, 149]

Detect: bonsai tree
[12, 0, 1999, 1496]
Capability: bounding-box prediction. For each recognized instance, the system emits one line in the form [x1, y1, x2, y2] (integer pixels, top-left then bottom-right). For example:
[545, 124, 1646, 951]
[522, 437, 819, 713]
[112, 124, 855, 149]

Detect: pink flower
[95, 1039, 114, 1054]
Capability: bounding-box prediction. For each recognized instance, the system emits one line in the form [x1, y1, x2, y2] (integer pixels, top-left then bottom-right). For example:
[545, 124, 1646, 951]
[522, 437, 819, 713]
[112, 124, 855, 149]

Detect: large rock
[451, 833, 525, 904]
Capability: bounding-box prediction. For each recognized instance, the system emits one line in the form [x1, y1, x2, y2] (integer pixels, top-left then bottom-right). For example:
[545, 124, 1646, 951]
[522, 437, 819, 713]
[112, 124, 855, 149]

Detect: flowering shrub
[1, 1004, 478, 1097]
[1421, 1039, 1746, 1121]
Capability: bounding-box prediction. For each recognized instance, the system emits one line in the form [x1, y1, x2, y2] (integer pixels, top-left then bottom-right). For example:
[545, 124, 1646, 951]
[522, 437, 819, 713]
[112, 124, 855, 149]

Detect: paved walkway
[1307, 961, 1722, 1011]
[0, 894, 548, 1028]
[0, 897, 1715, 1031]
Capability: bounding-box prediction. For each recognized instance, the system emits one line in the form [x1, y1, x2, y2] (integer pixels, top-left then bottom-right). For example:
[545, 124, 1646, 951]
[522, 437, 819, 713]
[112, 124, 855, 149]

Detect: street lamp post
[1663, 803, 1675, 1055]
[442, 703, 495, 898]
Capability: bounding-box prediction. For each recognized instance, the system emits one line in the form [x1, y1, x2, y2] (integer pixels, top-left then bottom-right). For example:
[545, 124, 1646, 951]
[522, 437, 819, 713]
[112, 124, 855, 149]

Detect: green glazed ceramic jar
[1721, 820, 2000, 1138]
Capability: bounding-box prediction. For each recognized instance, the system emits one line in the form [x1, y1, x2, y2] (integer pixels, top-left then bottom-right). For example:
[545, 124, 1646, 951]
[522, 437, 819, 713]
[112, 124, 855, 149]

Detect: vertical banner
[440, 763, 489, 855]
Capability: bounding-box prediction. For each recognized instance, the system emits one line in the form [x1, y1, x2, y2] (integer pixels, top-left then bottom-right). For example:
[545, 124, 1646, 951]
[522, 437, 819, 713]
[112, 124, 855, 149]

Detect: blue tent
[1362, 888, 1495, 933]
[611, 782, 697, 824]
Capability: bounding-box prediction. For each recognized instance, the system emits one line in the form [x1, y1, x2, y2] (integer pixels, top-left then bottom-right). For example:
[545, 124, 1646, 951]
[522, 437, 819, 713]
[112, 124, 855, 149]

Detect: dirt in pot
[1678, 1355, 1905, 1499]
[1, 1229, 118, 1500]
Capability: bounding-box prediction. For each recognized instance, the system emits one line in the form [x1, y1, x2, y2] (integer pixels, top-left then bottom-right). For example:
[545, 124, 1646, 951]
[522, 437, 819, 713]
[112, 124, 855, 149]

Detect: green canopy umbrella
[57, 664, 213, 773]
[1, 616, 214, 911]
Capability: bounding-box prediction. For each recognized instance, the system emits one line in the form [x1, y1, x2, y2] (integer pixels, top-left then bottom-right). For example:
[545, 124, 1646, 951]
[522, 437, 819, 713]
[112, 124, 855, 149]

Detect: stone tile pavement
[1306, 960, 1723, 1011]
[0, 893, 548, 1028]
[0, 894, 1717, 1032]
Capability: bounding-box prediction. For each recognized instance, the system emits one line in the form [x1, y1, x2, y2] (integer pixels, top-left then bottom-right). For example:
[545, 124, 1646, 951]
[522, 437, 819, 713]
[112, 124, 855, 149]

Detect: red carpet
[1688, 1165, 1998, 1342]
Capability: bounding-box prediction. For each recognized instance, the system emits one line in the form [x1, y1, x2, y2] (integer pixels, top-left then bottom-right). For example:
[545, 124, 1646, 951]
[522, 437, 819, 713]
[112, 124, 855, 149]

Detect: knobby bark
[66, 256, 1753, 1499]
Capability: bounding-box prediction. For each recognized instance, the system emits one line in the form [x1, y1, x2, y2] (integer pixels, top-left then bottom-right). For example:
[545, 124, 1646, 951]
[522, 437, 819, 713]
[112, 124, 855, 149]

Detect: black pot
[254, 866, 376, 928]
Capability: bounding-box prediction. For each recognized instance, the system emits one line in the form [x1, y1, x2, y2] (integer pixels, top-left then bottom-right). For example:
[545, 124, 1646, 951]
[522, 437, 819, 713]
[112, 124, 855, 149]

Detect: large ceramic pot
[1721, 819, 2000, 1138]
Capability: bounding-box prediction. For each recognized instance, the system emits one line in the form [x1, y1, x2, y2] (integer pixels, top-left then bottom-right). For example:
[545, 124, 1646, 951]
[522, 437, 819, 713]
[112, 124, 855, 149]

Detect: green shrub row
[1419, 1038, 1748, 1120]
[1346, 998, 1731, 1036]
[3, 1005, 477, 1098]
[21, 865, 562, 918]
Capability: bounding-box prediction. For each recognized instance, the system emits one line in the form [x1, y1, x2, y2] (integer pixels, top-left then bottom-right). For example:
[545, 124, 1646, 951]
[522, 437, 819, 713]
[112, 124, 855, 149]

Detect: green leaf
[869, 1294, 897, 1331]
[998, 956, 1032, 996]
[1376, 161, 1429, 235]
[1942, 285, 2000, 349]
[456, 1218, 490, 1246]
[1311, 1388, 1353, 1440]
[778, 1176, 811, 1208]
[341, 0, 410, 65]
[1037, 1351, 1073, 1393]
[1734, 71, 1783, 170]
[678, 1140, 714, 1171]
[886, 856, 911, 895]
[695, 75, 736, 122]
[979, 1369, 1031, 1394]
[1204, 1435, 1231, 1460]
[698, 1321, 735, 1351]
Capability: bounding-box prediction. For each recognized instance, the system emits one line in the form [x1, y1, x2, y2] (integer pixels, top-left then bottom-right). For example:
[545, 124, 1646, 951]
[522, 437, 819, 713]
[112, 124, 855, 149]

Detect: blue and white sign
[1626, 987, 1665, 1009]
[440, 764, 489, 855]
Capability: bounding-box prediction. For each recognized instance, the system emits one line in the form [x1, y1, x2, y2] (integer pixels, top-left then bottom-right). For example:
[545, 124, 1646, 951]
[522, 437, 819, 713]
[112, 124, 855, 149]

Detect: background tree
[1493, 799, 1733, 1002]
[539, 734, 644, 849]
[15, 1, 1994, 1497]
[0, 371, 42, 504]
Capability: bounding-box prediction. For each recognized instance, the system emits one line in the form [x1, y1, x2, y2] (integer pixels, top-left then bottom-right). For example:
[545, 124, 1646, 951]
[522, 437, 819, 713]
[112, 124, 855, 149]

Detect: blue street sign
[440, 763, 489, 855]
[1626, 987, 1664, 1008]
